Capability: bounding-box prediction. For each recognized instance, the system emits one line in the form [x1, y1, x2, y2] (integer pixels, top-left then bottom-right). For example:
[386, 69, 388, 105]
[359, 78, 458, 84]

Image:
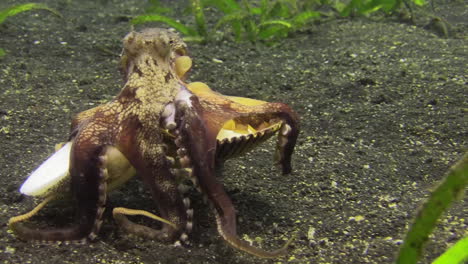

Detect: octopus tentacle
[87, 151, 108, 241]
[111, 139, 191, 243]
[215, 122, 282, 161]
[209, 181, 291, 258]
[223, 110, 298, 175]
[10, 145, 108, 242]
[114, 158, 186, 242]
[215, 110, 298, 175]
[116, 117, 188, 242]
[172, 126, 198, 245]
[8, 195, 56, 234]
[271, 109, 300, 175]
[174, 92, 291, 258]
[186, 81, 298, 174]
[112, 207, 177, 240]
[112, 207, 176, 228]
[215, 211, 294, 258]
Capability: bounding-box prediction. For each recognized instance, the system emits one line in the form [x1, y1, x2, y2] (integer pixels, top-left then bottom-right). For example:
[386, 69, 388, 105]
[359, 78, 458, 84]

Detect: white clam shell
[20, 142, 72, 196]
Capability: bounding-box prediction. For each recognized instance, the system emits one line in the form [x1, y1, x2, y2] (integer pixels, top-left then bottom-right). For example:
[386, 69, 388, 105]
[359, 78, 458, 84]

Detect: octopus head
[123, 28, 186, 59]
[120, 28, 188, 80]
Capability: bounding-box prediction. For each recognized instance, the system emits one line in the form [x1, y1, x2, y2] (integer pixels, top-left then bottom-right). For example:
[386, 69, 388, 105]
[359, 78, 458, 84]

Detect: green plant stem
[396, 153, 468, 264]
[432, 236, 468, 264]
[0, 3, 61, 24]
[241, 0, 257, 42]
[190, 0, 207, 39]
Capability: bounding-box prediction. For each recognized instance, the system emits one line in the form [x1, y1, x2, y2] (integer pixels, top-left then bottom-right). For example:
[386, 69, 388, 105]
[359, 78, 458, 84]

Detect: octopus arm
[174, 91, 291, 258]
[187, 82, 299, 174]
[9, 140, 108, 242]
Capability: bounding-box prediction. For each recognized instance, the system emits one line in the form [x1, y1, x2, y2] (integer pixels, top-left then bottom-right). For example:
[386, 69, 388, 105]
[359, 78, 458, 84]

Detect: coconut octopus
[9, 28, 299, 258]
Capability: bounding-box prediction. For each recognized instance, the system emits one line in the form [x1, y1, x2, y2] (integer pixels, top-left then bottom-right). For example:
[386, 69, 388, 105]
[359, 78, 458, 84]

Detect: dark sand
[0, 0, 466, 263]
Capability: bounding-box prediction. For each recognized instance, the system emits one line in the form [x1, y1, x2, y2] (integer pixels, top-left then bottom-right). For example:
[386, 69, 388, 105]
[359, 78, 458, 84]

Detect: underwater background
[0, 0, 466, 263]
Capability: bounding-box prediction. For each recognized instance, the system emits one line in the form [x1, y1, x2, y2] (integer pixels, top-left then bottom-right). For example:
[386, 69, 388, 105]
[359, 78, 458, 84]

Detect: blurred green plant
[0, 3, 61, 57]
[206, 0, 321, 42]
[131, 0, 429, 43]
[432, 235, 468, 264]
[144, 0, 173, 15]
[336, 0, 426, 17]
[396, 153, 468, 264]
[131, 0, 321, 43]
[131, 0, 206, 42]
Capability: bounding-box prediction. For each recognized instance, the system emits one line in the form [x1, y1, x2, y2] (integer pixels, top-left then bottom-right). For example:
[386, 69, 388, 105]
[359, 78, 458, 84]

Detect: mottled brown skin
[13, 28, 189, 243]
[11, 28, 299, 258]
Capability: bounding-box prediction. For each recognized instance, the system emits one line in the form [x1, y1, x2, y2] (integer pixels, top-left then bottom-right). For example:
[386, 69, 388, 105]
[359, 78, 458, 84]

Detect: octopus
[9, 28, 299, 258]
